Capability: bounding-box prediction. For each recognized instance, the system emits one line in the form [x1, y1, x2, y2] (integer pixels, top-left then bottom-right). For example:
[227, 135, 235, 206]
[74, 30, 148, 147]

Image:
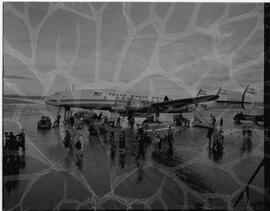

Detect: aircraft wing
[149, 95, 219, 113]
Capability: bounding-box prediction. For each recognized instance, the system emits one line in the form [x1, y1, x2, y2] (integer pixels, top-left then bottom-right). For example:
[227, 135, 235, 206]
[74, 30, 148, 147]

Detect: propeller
[241, 85, 255, 110]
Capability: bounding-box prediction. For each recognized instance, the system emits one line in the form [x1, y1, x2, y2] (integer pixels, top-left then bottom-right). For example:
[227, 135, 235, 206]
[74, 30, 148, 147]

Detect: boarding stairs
[192, 105, 212, 128]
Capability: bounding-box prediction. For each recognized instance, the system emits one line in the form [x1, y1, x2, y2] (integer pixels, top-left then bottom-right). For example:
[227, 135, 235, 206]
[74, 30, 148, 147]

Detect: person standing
[119, 131, 126, 154]
[207, 127, 214, 147]
[119, 131, 126, 168]
[4, 132, 9, 150]
[212, 116, 216, 127]
[75, 134, 84, 160]
[138, 133, 145, 158]
[152, 132, 161, 153]
[100, 123, 108, 143]
[57, 113, 61, 124]
[10, 132, 18, 150]
[212, 127, 218, 151]
[16, 129, 26, 152]
[220, 117, 223, 127]
[70, 115, 75, 128]
[9, 132, 19, 162]
[242, 125, 246, 138]
[156, 134, 162, 153]
[152, 128, 157, 141]
[187, 119, 190, 128]
[129, 115, 135, 130]
[104, 116, 108, 125]
[167, 126, 174, 157]
[109, 131, 116, 163]
[137, 125, 144, 138]
[4, 133, 11, 163]
[64, 130, 71, 150]
[116, 116, 121, 128]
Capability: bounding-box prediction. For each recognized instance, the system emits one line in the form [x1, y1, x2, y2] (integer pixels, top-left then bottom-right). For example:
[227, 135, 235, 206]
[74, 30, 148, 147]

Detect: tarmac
[3, 104, 265, 210]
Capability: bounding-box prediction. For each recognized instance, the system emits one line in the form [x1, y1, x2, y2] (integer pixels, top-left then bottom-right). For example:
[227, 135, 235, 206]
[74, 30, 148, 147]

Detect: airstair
[192, 105, 212, 128]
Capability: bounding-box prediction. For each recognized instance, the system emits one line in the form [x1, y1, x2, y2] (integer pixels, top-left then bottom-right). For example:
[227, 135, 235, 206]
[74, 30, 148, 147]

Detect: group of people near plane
[3, 129, 26, 175]
[63, 127, 84, 159]
[174, 113, 190, 128]
[61, 108, 179, 171]
[207, 116, 224, 152]
[207, 113, 254, 153]
[4, 130, 26, 153]
[151, 126, 175, 158]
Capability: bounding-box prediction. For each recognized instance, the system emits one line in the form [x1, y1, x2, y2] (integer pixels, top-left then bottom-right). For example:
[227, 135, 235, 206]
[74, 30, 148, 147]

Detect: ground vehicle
[37, 116, 52, 129]
[233, 112, 264, 124]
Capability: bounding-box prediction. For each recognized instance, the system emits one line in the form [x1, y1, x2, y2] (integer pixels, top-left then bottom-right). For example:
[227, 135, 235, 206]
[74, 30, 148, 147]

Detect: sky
[3, 2, 264, 99]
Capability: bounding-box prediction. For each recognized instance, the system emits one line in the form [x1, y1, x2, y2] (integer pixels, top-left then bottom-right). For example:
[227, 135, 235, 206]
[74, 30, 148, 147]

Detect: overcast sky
[3, 2, 264, 99]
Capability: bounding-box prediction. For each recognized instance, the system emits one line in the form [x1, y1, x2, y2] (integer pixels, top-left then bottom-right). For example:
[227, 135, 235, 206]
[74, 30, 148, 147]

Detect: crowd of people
[207, 113, 254, 154]
[39, 110, 182, 171]
[4, 130, 26, 153]
[3, 129, 26, 175]
[83, 112, 178, 169]
[174, 113, 190, 127]
[63, 129, 84, 162]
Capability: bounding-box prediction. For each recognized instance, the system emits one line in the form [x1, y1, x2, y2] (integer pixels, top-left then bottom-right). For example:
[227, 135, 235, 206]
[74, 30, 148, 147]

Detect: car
[233, 112, 264, 124]
[37, 116, 52, 129]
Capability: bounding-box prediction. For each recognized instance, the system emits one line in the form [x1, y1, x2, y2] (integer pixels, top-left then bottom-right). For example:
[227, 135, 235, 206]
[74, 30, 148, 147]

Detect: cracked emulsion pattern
[3, 2, 264, 210]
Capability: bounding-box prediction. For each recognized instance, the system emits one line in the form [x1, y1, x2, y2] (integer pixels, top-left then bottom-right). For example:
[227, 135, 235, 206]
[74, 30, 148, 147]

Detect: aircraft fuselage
[44, 89, 193, 114]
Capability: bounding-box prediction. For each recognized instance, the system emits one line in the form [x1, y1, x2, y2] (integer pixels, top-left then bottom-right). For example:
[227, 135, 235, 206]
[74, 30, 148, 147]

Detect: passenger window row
[108, 93, 162, 100]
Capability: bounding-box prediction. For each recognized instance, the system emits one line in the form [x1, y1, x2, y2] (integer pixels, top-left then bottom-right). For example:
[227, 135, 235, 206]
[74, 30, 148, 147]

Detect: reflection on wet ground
[3, 104, 265, 210]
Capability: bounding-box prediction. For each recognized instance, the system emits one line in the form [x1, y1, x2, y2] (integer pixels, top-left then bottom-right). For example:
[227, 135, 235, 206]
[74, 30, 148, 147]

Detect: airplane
[45, 85, 263, 126]
[44, 88, 219, 119]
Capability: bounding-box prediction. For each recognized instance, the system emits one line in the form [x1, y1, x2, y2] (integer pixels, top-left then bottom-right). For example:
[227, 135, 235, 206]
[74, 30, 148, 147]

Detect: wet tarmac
[3, 103, 264, 210]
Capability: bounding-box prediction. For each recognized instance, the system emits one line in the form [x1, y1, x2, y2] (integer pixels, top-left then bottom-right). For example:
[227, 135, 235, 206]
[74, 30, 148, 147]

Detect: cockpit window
[54, 92, 60, 95]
